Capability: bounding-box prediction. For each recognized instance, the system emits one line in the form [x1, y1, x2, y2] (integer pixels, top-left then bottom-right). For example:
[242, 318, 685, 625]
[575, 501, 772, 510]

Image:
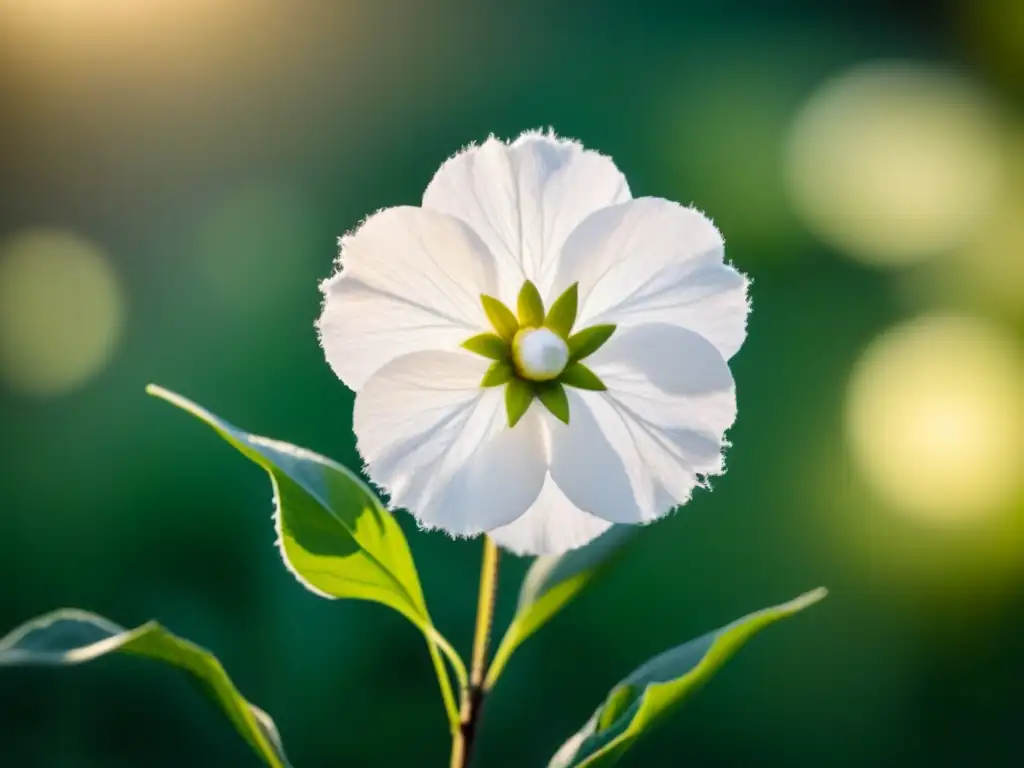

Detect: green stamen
[465, 286, 615, 428]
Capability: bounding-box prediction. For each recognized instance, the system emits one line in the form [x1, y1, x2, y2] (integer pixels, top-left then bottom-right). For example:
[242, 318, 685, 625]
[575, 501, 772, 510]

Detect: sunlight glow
[0, 230, 124, 397]
[0, 0, 244, 76]
[786, 63, 1007, 266]
[1, 0, 233, 37]
[845, 315, 1024, 526]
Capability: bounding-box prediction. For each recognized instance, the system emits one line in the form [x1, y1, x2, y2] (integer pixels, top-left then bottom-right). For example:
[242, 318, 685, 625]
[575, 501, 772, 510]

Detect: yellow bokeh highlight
[893, 147, 1024, 321]
[786, 62, 1007, 267]
[845, 315, 1024, 526]
[0, 0, 236, 39]
[0, 230, 124, 397]
[0, 0, 250, 84]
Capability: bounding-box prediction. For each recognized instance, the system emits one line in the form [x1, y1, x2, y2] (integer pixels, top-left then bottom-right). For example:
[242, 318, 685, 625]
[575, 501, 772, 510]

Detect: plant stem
[450, 536, 500, 768]
[427, 636, 460, 728]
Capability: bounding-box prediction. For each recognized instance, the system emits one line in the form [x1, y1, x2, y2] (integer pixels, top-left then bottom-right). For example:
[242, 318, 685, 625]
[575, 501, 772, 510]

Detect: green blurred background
[2, 0, 1023, 765]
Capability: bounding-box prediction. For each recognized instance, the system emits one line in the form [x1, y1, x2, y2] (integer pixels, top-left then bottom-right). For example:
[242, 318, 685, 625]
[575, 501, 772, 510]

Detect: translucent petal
[488, 475, 612, 556]
[353, 350, 546, 536]
[553, 197, 749, 361]
[422, 131, 631, 301]
[318, 206, 500, 390]
[549, 324, 736, 524]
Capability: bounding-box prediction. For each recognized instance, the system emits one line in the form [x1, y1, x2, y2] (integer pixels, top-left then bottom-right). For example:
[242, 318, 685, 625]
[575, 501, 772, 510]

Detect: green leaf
[481, 360, 514, 387]
[536, 381, 570, 424]
[548, 588, 828, 768]
[486, 526, 637, 689]
[481, 294, 519, 341]
[559, 362, 607, 391]
[146, 385, 467, 717]
[568, 324, 616, 362]
[148, 385, 426, 624]
[505, 378, 534, 428]
[517, 280, 546, 327]
[462, 332, 509, 361]
[0, 609, 290, 768]
[597, 683, 637, 732]
[545, 283, 579, 338]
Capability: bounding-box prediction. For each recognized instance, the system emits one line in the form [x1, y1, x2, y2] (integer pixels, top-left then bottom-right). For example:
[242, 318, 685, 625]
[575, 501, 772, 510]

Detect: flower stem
[450, 536, 500, 768]
[427, 635, 460, 728]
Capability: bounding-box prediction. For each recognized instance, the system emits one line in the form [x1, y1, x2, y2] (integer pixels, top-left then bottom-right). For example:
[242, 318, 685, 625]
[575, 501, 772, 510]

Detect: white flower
[318, 130, 749, 556]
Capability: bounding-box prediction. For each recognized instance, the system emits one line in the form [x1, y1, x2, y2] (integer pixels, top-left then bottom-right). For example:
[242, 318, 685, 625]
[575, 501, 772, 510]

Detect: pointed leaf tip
[146, 382, 178, 403]
[560, 362, 607, 391]
[481, 295, 519, 341]
[143, 384, 468, 698]
[545, 283, 579, 338]
[506, 379, 534, 427]
[481, 361, 514, 387]
[537, 381, 570, 424]
[462, 333, 510, 361]
[548, 588, 827, 767]
[146, 384, 222, 428]
[569, 325, 616, 362]
[517, 281, 546, 328]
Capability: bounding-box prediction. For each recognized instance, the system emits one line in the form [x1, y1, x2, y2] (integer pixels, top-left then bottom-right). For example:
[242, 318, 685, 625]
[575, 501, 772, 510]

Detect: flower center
[462, 281, 615, 427]
[512, 327, 569, 382]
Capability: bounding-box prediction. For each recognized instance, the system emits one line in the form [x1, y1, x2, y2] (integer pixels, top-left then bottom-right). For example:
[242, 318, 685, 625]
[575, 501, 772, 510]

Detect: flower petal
[553, 197, 749, 361]
[422, 131, 631, 301]
[318, 206, 501, 390]
[549, 324, 736, 524]
[353, 350, 547, 536]
[488, 475, 612, 556]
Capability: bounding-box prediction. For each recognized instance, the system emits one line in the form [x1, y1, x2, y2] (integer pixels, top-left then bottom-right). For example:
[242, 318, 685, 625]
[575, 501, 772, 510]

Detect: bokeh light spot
[0, 230, 124, 397]
[786, 63, 1008, 267]
[845, 315, 1024, 526]
[900, 179, 1024, 322]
